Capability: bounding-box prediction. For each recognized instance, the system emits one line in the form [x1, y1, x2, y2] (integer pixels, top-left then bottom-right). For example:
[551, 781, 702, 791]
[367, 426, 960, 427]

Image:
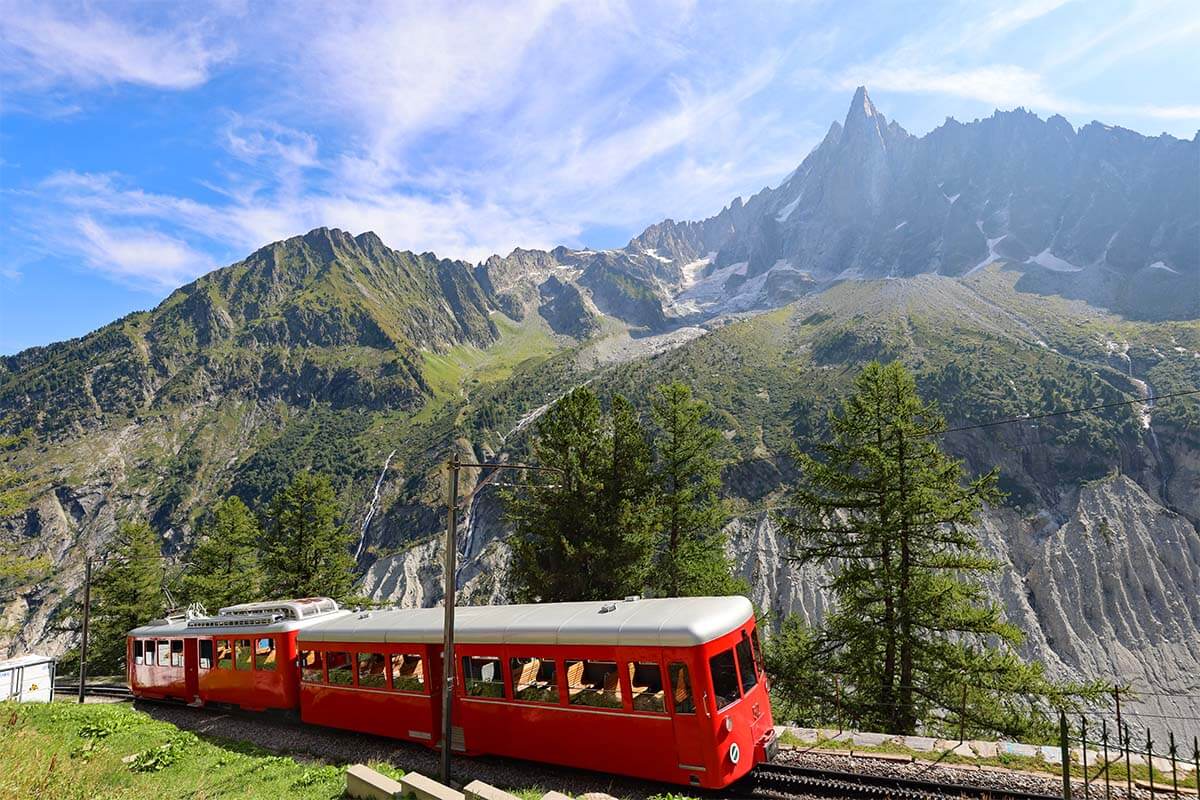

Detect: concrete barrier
[402, 772, 466, 800]
[464, 780, 522, 800]
[346, 764, 405, 800]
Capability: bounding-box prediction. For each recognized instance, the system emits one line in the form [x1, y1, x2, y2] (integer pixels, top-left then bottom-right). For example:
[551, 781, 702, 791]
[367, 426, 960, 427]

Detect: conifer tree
[505, 387, 652, 601]
[178, 496, 264, 610]
[261, 472, 355, 601]
[88, 520, 165, 674]
[776, 361, 1102, 739]
[649, 381, 743, 597]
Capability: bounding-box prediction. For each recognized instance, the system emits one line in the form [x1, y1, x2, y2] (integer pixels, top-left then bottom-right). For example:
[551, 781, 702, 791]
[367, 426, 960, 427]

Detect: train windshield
[735, 634, 758, 693]
[709, 649, 740, 709]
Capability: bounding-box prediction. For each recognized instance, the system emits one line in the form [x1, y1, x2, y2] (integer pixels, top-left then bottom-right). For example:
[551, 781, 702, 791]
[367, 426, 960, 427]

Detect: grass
[777, 730, 1198, 789]
[0, 701, 354, 799]
[0, 701, 625, 800]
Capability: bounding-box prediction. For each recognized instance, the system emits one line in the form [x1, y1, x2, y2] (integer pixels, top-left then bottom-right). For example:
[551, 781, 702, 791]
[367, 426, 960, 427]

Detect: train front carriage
[128, 598, 348, 711]
[297, 596, 774, 789]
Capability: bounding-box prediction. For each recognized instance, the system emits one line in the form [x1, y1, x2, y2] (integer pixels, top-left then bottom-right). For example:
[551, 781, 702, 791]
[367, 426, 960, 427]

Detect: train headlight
[729, 742, 741, 765]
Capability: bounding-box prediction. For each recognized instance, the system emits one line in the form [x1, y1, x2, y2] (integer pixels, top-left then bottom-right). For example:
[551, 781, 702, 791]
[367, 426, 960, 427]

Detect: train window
[142, 640, 154, 666]
[157, 640, 171, 667]
[171, 639, 184, 667]
[510, 657, 558, 703]
[709, 648, 740, 710]
[235, 639, 253, 670]
[391, 654, 424, 692]
[300, 650, 324, 683]
[629, 662, 665, 712]
[133, 640, 144, 665]
[327, 652, 354, 686]
[462, 656, 505, 698]
[669, 662, 695, 714]
[255, 638, 276, 671]
[735, 635, 758, 693]
[199, 640, 213, 669]
[216, 639, 233, 669]
[750, 627, 764, 675]
[358, 653, 387, 689]
[566, 660, 622, 709]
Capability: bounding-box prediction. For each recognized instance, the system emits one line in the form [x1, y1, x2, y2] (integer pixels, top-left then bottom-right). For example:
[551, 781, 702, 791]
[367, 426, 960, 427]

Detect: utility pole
[78, 556, 92, 703]
[440, 455, 460, 785]
[437, 455, 564, 786]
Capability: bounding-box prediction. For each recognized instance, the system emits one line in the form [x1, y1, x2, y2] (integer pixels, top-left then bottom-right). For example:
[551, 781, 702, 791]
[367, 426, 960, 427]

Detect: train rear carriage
[298, 596, 775, 789]
[128, 598, 348, 710]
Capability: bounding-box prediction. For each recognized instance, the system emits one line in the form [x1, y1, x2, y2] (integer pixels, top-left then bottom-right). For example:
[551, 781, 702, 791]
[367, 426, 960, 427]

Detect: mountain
[2, 89, 1198, 737]
[626, 86, 1200, 321]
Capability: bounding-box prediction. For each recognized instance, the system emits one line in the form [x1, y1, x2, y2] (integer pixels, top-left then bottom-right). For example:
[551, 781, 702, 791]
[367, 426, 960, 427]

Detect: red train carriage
[297, 596, 775, 788]
[127, 598, 348, 709]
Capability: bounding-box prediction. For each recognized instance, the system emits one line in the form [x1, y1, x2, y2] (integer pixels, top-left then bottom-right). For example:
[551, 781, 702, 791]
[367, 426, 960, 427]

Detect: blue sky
[1, 0, 1197, 354]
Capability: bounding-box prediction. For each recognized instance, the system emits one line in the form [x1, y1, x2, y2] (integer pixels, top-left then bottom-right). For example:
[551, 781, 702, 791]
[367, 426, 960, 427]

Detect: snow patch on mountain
[1030, 249, 1084, 273]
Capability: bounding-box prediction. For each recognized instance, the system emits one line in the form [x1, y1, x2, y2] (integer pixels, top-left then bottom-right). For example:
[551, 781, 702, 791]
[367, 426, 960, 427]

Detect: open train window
[199, 640, 213, 669]
[142, 640, 154, 666]
[133, 640, 144, 665]
[327, 652, 353, 686]
[709, 648, 740, 710]
[156, 640, 171, 668]
[735, 635, 758, 693]
[628, 662, 665, 712]
[216, 639, 233, 669]
[358, 653, 387, 688]
[255, 638, 276, 671]
[235, 639, 253, 670]
[510, 657, 558, 703]
[170, 639, 184, 667]
[669, 662, 694, 714]
[462, 656, 505, 698]
[566, 660, 621, 709]
[391, 654, 424, 692]
[300, 650, 324, 683]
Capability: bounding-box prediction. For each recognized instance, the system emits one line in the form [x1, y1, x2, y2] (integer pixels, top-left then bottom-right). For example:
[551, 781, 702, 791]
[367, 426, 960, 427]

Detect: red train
[128, 595, 776, 788]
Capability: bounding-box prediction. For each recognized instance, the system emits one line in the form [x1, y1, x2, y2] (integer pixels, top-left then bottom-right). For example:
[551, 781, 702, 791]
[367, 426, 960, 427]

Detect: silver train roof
[129, 597, 351, 637]
[299, 596, 754, 648]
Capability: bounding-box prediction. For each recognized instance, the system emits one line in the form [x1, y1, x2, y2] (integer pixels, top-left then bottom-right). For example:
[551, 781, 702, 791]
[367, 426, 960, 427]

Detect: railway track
[53, 682, 134, 699]
[752, 762, 1064, 800]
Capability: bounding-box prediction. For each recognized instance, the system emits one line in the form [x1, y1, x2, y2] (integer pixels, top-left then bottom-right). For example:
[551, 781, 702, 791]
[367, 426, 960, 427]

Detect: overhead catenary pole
[440, 455, 460, 785]
[435, 455, 564, 787]
[78, 556, 92, 704]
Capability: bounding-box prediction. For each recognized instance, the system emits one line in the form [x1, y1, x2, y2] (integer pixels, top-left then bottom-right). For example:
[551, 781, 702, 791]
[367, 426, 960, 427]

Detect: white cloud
[72, 216, 213, 288]
[0, 3, 230, 90]
[837, 64, 1061, 111]
[223, 117, 318, 169]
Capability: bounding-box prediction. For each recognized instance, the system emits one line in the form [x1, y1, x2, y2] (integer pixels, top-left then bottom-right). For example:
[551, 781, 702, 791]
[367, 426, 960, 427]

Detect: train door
[668, 659, 708, 779]
[184, 638, 200, 703]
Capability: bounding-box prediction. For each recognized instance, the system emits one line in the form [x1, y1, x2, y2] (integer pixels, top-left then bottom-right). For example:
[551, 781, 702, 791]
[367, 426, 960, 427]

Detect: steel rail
[752, 762, 1064, 800]
[54, 682, 134, 699]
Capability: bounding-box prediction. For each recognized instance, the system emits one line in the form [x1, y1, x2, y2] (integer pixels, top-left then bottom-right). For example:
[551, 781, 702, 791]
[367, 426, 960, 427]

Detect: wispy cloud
[0, 3, 231, 90]
[71, 216, 213, 289]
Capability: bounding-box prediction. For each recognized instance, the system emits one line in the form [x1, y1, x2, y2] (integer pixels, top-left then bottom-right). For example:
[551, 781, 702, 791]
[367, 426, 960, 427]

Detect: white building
[0, 654, 56, 703]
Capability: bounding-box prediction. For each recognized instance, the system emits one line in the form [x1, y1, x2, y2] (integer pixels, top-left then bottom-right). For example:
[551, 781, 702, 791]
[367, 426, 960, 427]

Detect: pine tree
[504, 387, 652, 601]
[88, 520, 165, 674]
[649, 381, 743, 597]
[777, 361, 1103, 739]
[177, 496, 264, 610]
[261, 472, 355, 601]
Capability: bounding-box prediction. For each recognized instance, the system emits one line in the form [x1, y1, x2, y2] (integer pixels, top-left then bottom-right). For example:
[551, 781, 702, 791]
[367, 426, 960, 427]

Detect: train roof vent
[186, 612, 285, 629]
[214, 597, 340, 621]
